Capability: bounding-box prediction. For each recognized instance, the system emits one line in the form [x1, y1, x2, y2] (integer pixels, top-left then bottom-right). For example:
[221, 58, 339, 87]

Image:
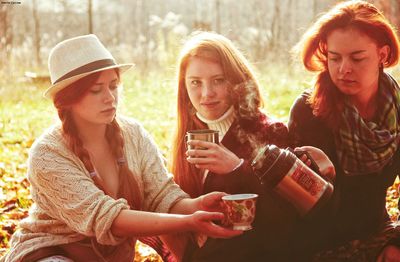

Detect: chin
[101, 117, 115, 124]
[337, 86, 359, 96]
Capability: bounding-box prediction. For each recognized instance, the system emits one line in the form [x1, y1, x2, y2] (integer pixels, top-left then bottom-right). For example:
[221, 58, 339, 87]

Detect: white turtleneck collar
[196, 106, 235, 140]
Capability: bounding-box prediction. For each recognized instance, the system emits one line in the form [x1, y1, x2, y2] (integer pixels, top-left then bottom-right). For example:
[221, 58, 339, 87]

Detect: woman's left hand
[295, 146, 336, 182]
[186, 140, 242, 174]
[196, 191, 227, 213]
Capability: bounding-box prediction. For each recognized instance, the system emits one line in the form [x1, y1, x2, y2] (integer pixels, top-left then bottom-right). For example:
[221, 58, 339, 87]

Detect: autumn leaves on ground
[1, 68, 399, 260]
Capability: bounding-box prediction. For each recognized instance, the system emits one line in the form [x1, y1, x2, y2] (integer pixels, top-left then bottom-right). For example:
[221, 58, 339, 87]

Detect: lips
[101, 107, 116, 114]
[338, 79, 356, 85]
[201, 101, 219, 107]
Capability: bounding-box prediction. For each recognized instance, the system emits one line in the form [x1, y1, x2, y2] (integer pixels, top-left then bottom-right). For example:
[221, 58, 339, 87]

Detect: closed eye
[90, 87, 102, 94]
[352, 57, 365, 62]
[328, 56, 340, 62]
[213, 78, 226, 85]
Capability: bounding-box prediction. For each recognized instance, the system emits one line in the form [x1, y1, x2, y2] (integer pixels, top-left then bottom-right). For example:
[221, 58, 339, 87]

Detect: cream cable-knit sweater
[196, 106, 235, 140]
[1, 116, 188, 262]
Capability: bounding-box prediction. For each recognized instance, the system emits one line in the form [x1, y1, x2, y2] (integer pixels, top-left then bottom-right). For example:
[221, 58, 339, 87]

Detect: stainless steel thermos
[251, 144, 333, 216]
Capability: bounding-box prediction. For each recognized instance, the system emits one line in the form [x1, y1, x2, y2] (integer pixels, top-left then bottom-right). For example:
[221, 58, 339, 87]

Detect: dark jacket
[185, 112, 299, 262]
[287, 92, 400, 258]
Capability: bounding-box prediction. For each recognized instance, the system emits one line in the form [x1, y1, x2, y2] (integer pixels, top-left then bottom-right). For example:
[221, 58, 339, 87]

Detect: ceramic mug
[222, 193, 258, 231]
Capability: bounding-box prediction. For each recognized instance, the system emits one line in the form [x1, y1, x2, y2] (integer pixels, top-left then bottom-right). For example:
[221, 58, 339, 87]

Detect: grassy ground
[1, 65, 399, 260]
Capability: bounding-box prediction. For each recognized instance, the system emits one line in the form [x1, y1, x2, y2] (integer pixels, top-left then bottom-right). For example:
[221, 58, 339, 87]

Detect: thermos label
[288, 160, 326, 199]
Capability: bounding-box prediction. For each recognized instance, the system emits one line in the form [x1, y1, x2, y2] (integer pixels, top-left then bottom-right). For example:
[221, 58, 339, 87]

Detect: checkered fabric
[334, 73, 400, 176]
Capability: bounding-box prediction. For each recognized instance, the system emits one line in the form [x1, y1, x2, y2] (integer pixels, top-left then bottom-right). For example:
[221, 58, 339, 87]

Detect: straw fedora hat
[44, 34, 134, 99]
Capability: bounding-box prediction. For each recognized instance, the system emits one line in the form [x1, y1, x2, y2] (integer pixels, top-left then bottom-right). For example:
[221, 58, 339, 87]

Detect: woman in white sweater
[1, 34, 241, 262]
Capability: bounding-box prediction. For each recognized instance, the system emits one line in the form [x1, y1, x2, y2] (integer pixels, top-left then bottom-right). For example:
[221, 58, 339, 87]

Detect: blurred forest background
[1, 0, 400, 261]
[1, 0, 399, 74]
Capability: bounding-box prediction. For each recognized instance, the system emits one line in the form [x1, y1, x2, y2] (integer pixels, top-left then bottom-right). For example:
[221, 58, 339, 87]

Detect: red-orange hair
[171, 31, 263, 197]
[53, 69, 142, 210]
[294, 0, 400, 127]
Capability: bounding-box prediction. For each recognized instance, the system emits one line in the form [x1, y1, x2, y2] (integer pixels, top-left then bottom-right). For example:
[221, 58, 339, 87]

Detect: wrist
[231, 158, 244, 172]
[182, 213, 193, 232]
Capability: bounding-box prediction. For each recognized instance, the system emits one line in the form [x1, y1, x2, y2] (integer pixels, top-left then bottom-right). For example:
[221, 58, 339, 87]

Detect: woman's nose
[339, 59, 352, 74]
[202, 82, 216, 97]
[103, 88, 116, 103]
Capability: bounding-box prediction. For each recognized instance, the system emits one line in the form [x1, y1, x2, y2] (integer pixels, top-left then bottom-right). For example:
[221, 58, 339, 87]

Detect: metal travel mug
[185, 129, 219, 150]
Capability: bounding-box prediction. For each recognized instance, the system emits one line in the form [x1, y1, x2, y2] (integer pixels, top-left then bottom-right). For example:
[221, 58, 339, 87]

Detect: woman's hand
[187, 211, 243, 239]
[295, 146, 336, 182]
[197, 191, 227, 212]
[170, 192, 227, 214]
[186, 140, 242, 174]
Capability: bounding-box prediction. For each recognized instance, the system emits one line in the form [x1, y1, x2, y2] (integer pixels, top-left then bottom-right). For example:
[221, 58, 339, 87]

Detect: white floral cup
[222, 194, 258, 231]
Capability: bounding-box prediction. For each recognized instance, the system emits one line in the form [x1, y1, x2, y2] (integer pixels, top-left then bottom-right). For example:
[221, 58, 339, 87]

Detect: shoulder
[254, 111, 289, 147]
[116, 116, 158, 153]
[29, 124, 67, 158]
[288, 91, 315, 127]
[27, 125, 87, 183]
[259, 113, 288, 135]
[117, 115, 151, 140]
[288, 92, 334, 148]
[290, 92, 312, 115]
[382, 72, 400, 88]
[117, 115, 143, 132]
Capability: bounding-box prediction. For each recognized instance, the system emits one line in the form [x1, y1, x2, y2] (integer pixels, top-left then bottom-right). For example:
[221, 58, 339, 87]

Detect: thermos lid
[252, 145, 284, 181]
[251, 144, 280, 169]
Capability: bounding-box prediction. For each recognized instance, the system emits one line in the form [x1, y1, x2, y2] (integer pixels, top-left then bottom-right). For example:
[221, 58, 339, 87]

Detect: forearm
[169, 198, 199, 215]
[111, 209, 190, 237]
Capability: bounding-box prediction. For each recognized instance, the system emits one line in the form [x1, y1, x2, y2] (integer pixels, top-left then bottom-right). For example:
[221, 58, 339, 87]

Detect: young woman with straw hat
[1, 34, 242, 262]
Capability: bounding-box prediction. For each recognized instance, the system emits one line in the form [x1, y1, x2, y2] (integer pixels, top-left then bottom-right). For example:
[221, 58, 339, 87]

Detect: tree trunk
[215, 0, 220, 33]
[32, 0, 41, 66]
[88, 0, 93, 34]
[0, 5, 7, 68]
[270, 0, 281, 50]
[395, 0, 400, 31]
[313, 0, 318, 18]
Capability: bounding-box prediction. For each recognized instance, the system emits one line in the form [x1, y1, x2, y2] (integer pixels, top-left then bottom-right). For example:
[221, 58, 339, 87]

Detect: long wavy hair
[171, 31, 264, 197]
[293, 0, 399, 128]
[53, 69, 142, 209]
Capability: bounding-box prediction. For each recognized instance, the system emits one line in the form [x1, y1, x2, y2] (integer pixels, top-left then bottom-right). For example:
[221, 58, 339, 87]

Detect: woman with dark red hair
[289, 1, 400, 260]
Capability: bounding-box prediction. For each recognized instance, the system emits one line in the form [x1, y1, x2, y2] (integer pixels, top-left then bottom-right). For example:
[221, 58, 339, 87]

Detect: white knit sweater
[2, 116, 188, 262]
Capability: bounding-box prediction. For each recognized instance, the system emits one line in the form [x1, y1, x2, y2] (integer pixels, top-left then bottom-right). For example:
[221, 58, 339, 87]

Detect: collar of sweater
[196, 106, 235, 140]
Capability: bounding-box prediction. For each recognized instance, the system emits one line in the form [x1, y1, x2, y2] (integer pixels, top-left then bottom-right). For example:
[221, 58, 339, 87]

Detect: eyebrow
[328, 50, 367, 55]
[186, 74, 224, 79]
[94, 79, 119, 86]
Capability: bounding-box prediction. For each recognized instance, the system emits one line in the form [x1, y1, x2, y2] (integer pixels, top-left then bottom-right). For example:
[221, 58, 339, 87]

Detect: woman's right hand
[186, 140, 242, 174]
[187, 210, 243, 238]
[295, 146, 336, 182]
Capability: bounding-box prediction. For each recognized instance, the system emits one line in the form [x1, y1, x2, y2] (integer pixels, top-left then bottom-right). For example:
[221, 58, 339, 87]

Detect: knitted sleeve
[122, 118, 189, 213]
[27, 140, 130, 245]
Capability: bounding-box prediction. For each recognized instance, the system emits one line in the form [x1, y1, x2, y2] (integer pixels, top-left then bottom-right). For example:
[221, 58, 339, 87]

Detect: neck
[350, 81, 379, 120]
[196, 106, 235, 140]
[73, 119, 108, 148]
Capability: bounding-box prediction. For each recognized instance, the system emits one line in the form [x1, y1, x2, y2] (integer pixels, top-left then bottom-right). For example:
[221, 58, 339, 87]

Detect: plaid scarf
[334, 72, 400, 176]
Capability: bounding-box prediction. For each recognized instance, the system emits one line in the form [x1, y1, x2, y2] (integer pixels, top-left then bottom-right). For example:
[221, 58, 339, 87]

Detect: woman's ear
[379, 45, 390, 65]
